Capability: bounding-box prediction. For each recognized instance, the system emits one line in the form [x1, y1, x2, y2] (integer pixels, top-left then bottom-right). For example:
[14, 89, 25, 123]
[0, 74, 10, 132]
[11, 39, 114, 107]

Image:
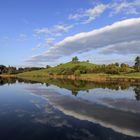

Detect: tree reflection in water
[134, 86, 140, 101]
[0, 77, 140, 100]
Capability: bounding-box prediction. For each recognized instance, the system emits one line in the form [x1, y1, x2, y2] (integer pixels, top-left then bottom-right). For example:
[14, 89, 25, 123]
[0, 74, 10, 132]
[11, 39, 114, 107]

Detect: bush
[105, 64, 120, 74]
[74, 70, 81, 77]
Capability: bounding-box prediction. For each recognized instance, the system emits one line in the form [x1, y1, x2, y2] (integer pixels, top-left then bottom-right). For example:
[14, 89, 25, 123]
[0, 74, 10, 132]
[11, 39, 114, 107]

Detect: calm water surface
[0, 77, 140, 140]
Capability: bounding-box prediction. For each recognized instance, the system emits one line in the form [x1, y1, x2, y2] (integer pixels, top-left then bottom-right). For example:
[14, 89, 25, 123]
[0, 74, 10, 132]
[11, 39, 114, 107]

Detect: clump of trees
[0, 65, 17, 74]
[18, 67, 45, 73]
[105, 64, 120, 74]
[0, 65, 45, 75]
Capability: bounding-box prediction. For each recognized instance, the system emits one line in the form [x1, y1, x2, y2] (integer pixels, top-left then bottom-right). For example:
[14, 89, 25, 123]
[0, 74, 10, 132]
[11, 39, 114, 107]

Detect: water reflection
[0, 77, 140, 140]
[0, 77, 140, 100]
[134, 86, 140, 100]
[0, 77, 39, 85]
[0, 77, 17, 85]
[43, 78, 140, 100]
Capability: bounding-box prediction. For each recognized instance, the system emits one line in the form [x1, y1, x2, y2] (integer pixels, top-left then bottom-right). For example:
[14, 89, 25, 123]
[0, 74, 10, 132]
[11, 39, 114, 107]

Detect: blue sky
[0, 0, 140, 67]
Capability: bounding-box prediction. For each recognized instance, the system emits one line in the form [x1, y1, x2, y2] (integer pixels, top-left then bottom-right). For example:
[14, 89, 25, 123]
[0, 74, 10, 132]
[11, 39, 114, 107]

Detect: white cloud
[32, 43, 42, 51]
[35, 28, 49, 34]
[51, 25, 73, 36]
[109, 0, 140, 16]
[100, 40, 140, 54]
[33, 24, 73, 51]
[45, 38, 55, 46]
[28, 18, 140, 63]
[32, 38, 55, 51]
[68, 0, 140, 24]
[69, 4, 107, 24]
[35, 24, 73, 36]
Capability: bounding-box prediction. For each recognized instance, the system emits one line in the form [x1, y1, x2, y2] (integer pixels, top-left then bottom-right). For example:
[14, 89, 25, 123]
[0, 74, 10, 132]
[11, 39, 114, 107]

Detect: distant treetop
[72, 56, 79, 62]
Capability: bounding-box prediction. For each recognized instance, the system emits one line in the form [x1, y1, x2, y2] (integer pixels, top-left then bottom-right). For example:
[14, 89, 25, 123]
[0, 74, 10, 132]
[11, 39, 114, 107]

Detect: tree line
[0, 65, 45, 74]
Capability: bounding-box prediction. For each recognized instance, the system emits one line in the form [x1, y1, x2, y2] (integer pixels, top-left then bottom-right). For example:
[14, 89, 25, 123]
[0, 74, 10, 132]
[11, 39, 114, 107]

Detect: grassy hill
[17, 60, 140, 82]
[18, 61, 100, 77]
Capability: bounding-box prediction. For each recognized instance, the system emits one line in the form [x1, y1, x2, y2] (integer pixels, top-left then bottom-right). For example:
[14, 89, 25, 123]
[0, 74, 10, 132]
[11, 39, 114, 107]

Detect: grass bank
[17, 71, 140, 83]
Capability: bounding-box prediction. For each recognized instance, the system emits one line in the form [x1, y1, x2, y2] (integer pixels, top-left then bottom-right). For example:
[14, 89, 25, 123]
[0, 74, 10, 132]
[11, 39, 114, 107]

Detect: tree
[134, 56, 140, 72]
[46, 65, 51, 69]
[0, 65, 7, 74]
[120, 63, 129, 73]
[105, 64, 120, 74]
[72, 56, 79, 62]
[115, 62, 119, 67]
[7, 66, 16, 74]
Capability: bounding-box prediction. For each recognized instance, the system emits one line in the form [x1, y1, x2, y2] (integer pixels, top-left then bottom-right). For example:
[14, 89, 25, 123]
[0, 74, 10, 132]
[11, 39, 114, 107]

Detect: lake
[0, 77, 140, 140]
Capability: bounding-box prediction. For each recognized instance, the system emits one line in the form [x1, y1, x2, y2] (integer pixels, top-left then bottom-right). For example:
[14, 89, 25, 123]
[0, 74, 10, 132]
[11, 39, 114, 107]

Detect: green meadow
[17, 59, 140, 83]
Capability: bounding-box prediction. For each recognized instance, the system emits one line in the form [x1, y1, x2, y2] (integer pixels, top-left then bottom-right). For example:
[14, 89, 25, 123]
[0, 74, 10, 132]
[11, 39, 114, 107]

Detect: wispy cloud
[27, 18, 140, 63]
[35, 24, 74, 37]
[68, 0, 140, 24]
[109, 0, 140, 16]
[32, 38, 55, 51]
[32, 24, 73, 51]
[69, 4, 107, 24]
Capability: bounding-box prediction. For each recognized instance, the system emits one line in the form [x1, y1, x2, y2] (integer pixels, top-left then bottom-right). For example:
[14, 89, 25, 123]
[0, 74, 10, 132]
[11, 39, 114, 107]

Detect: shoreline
[17, 74, 140, 83]
[1, 73, 140, 83]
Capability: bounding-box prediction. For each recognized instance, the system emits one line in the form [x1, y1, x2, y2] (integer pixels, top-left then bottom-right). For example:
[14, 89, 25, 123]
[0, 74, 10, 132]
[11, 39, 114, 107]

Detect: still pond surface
[0, 77, 140, 140]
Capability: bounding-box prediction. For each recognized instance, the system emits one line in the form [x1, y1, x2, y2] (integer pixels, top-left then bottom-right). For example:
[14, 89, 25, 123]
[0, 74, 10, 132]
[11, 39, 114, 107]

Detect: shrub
[105, 64, 120, 74]
[74, 70, 81, 77]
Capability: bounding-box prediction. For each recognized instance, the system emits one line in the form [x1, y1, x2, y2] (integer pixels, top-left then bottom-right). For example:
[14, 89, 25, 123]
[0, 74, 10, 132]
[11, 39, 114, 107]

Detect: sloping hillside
[17, 61, 100, 77]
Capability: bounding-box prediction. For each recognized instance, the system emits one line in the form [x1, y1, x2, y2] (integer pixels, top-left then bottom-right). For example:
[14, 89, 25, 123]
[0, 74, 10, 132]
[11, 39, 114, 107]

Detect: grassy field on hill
[17, 60, 140, 82]
[18, 61, 99, 77]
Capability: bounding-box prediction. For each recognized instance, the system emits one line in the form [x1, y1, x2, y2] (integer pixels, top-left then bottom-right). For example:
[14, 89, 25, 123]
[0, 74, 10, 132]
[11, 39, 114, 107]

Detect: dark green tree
[120, 63, 129, 72]
[46, 65, 51, 69]
[72, 56, 79, 62]
[0, 65, 7, 74]
[134, 56, 140, 72]
[115, 62, 119, 67]
[105, 64, 120, 74]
